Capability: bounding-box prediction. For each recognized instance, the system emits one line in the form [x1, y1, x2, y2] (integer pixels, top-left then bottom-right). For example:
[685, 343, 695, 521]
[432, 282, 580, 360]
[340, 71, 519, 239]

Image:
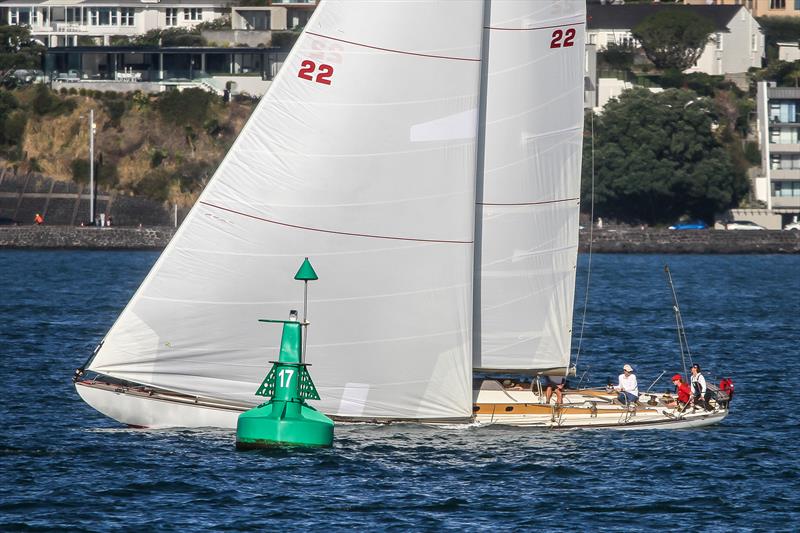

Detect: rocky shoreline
[1, 226, 798, 253]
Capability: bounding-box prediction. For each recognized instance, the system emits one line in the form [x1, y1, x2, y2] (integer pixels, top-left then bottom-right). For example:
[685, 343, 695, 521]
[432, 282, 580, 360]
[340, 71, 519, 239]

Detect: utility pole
[89, 109, 96, 224]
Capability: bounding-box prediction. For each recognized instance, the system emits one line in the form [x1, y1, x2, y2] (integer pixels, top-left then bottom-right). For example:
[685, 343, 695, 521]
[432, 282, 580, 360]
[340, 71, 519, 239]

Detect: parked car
[785, 221, 800, 231]
[726, 220, 765, 230]
[668, 220, 708, 230]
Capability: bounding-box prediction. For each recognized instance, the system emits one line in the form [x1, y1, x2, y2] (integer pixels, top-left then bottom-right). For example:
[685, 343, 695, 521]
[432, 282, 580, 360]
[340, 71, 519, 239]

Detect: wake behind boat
[73, 0, 729, 431]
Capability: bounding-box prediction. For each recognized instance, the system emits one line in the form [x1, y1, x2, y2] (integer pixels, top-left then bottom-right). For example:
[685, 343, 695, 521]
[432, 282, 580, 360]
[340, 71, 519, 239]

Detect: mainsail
[87, 1, 485, 420]
[473, 0, 585, 373]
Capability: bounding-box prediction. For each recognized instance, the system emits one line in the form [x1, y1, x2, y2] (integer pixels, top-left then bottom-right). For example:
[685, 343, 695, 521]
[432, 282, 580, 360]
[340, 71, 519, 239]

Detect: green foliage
[0, 90, 20, 144]
[133, 169, 172, 202]
[70, 158, 90, 184]
[28, 157, 42, 172]
[196, 16, 231, 31]
[744, 142, 761, 166]
[632, 10, 715, 71]
[757, 16, 800, 59]
[155, 88, 218, 127]
[271, 31, 301, 49]
[133, 28, 206, 47]
[3, 110, 27, 146]
[31, 84, 76, 116]
[752, 59, 800, 87]
[598, 43, 637, 70]
[103, 98, 126, 127]
[174, 160, 215, 194]
[0, 25, 45, 72]
[150, 149, 167, 168]
[583, 89, 747, 224]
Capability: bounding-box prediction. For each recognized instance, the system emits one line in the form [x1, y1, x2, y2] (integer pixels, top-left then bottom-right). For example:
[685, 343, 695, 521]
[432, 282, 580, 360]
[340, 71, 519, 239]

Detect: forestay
[88, 1, 485, 420]
[473, 0, 585, 372]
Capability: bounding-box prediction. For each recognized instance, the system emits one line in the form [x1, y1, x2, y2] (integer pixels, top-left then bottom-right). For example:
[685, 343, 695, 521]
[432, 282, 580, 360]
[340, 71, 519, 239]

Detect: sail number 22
[298, 59, 334, 85]
[550, 28, 576, 49]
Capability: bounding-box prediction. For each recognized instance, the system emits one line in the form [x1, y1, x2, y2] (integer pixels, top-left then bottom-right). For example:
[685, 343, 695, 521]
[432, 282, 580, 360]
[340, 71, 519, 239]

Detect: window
[90, 8, 116, 26]
[751, 33, 758, 52]
[715, 33, 723, 51]
[9, 8, 18, 25]
[166, 8, 178, 26]
[770, 127, 799, 144]
[184, 8, 202, 21]
[10, 8, 32, 26]
[66, 7, 81, 23]
[770, 0, 786, 9]
[120, 8, 134, 26]
[773, 181, 800, 197]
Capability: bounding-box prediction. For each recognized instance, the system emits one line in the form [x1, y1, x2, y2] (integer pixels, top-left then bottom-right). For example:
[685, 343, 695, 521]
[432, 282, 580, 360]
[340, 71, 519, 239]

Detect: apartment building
[587, 4, 764, 75]
[0, 0, 318, 47]
[684, 0, 800, 19]
[755, 82, 800, 224]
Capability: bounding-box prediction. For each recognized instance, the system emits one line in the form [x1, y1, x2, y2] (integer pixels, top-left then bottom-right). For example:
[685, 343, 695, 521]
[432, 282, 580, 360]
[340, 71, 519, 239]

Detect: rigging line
[199, 201, 473, 244]
[304, 32, 480, 62]
[477, 197, 578, 206]
[573, 110, 595, 374]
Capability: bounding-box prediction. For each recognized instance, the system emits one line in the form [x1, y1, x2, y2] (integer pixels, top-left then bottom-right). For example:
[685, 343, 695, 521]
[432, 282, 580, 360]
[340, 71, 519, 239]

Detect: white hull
[77, 378, 727, 430]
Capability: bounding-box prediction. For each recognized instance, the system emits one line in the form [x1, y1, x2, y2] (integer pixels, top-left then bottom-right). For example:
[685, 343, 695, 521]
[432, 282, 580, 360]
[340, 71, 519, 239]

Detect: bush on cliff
[155, 88, 218, 128]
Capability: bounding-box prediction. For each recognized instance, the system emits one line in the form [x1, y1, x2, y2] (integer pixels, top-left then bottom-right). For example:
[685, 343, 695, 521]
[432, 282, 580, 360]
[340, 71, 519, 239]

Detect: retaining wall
[1, 226, 798, 253]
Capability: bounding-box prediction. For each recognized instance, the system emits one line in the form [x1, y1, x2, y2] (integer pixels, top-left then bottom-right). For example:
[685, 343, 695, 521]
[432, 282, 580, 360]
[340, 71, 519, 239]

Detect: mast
[472, 0, 492, 370]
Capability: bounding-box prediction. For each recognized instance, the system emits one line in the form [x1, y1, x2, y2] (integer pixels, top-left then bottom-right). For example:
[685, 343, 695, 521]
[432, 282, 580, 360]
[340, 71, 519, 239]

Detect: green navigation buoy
[236, 259, 333, 449]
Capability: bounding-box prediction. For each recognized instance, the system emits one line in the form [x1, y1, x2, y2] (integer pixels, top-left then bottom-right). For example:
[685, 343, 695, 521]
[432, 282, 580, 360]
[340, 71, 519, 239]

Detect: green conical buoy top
[294, 257, 318, 281]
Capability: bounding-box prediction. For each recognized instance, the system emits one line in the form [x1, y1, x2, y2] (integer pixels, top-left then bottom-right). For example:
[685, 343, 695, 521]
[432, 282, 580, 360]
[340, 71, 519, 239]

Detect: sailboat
[75, 0, 728, 430]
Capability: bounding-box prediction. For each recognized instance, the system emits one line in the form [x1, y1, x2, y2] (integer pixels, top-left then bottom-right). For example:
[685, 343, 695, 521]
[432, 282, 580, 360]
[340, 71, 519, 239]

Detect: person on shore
[613, 364, 639, 406]
[690, 363, 709, 410]
[543, 375, 565, 405]
[34, 213, 44, 225]
[671, 374, 692, 411]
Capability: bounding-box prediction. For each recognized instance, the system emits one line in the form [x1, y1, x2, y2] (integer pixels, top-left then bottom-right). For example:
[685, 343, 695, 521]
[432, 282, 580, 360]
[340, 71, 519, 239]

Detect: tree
[632, 10, 715, 71]
[582, 89, 748, 225]
[0, 24, 45, 73]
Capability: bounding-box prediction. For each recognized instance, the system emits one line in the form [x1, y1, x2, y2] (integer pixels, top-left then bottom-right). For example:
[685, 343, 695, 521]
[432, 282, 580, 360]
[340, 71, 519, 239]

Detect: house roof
[587, 4, 744, 32]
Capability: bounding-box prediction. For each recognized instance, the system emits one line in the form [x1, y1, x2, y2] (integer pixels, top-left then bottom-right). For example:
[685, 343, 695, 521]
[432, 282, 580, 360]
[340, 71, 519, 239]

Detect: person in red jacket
[671, 374, 692, 411]
[33, 213, 44, 225]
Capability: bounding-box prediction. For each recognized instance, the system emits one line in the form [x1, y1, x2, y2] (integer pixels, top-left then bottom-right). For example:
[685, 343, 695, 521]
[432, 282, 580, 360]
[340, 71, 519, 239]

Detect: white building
[0, 0, 317, 47]
[755, 82, 800, 226]
[587, 4, 764, 76]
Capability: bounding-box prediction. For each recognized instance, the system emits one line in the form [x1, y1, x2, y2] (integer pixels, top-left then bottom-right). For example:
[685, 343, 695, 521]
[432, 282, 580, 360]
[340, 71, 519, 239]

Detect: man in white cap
[613, 364, 639, 406]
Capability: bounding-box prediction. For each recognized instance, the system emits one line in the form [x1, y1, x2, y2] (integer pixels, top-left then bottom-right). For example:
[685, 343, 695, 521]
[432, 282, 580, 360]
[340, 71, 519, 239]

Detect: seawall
[0, 226, 798, 253]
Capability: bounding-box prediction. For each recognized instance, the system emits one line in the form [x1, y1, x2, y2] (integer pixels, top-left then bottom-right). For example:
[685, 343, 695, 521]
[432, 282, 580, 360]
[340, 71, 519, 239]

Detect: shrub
[103, 98, 126, 127]
[150, 149, 167, 168]
[3, 110, 28, 145]
[133, 169, 173, 202]
[70, 158, 90, 184]
[744, 141, 761, 166]
[155, 88, 217, 126]
[270, 31, 301, 49]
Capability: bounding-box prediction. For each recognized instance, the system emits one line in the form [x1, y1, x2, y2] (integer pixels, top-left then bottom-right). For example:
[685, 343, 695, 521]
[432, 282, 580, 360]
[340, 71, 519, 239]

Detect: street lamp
[89, 109, 96, 224]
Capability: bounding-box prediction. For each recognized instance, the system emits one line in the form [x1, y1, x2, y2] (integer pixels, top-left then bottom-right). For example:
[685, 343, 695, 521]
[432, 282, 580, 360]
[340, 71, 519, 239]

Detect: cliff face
[12, 86, 255, 208]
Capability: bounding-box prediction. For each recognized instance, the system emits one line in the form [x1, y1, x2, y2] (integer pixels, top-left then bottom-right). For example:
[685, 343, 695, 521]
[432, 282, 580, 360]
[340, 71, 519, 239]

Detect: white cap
[623, 364, 633, 372]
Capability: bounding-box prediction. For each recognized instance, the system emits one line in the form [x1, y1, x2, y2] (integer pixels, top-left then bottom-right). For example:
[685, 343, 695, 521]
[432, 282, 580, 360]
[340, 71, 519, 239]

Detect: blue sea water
[1, 251, 798, 531]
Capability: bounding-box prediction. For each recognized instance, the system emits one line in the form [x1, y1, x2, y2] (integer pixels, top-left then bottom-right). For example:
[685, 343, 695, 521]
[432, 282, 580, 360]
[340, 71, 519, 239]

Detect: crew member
[543, 375, 565, 405]
[690, 363, 709, 410]
[614, 364, 639, 406]
[34, 213, 44, 225]
[671, 374, 691, 411]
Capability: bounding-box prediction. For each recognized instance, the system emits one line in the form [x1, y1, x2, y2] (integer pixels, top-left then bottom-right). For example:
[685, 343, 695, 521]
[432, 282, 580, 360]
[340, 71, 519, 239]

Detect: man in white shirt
[690, 363, 709, 410]
[614, 364, 639, 406]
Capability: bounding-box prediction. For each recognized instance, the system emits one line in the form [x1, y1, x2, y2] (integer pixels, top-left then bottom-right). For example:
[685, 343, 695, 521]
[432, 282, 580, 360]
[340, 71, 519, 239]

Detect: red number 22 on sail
[550, 28, 576, 49]
[298, 60, 334, 85]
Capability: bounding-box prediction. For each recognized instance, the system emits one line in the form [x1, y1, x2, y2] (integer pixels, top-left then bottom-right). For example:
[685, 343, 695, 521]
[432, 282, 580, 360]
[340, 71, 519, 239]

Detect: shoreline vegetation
[1, 226, 797, 253]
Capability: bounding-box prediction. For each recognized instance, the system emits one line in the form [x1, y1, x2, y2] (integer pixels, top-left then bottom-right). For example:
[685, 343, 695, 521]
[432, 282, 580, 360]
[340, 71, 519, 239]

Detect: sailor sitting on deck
[542, 375, 565, 405]
[613, 364, 639, 406]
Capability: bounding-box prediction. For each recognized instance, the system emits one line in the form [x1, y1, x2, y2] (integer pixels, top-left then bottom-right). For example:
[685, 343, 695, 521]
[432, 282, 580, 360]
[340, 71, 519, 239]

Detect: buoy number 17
[278, 368, 295, 388]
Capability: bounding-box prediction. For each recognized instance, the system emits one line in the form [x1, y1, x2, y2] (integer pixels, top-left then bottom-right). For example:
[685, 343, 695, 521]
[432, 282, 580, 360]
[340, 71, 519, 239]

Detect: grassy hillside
[1, 85, 256, 207]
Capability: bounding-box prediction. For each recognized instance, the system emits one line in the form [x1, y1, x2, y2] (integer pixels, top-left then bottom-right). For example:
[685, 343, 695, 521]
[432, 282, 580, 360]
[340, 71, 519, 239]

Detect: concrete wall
[2, 226, 797, 253]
